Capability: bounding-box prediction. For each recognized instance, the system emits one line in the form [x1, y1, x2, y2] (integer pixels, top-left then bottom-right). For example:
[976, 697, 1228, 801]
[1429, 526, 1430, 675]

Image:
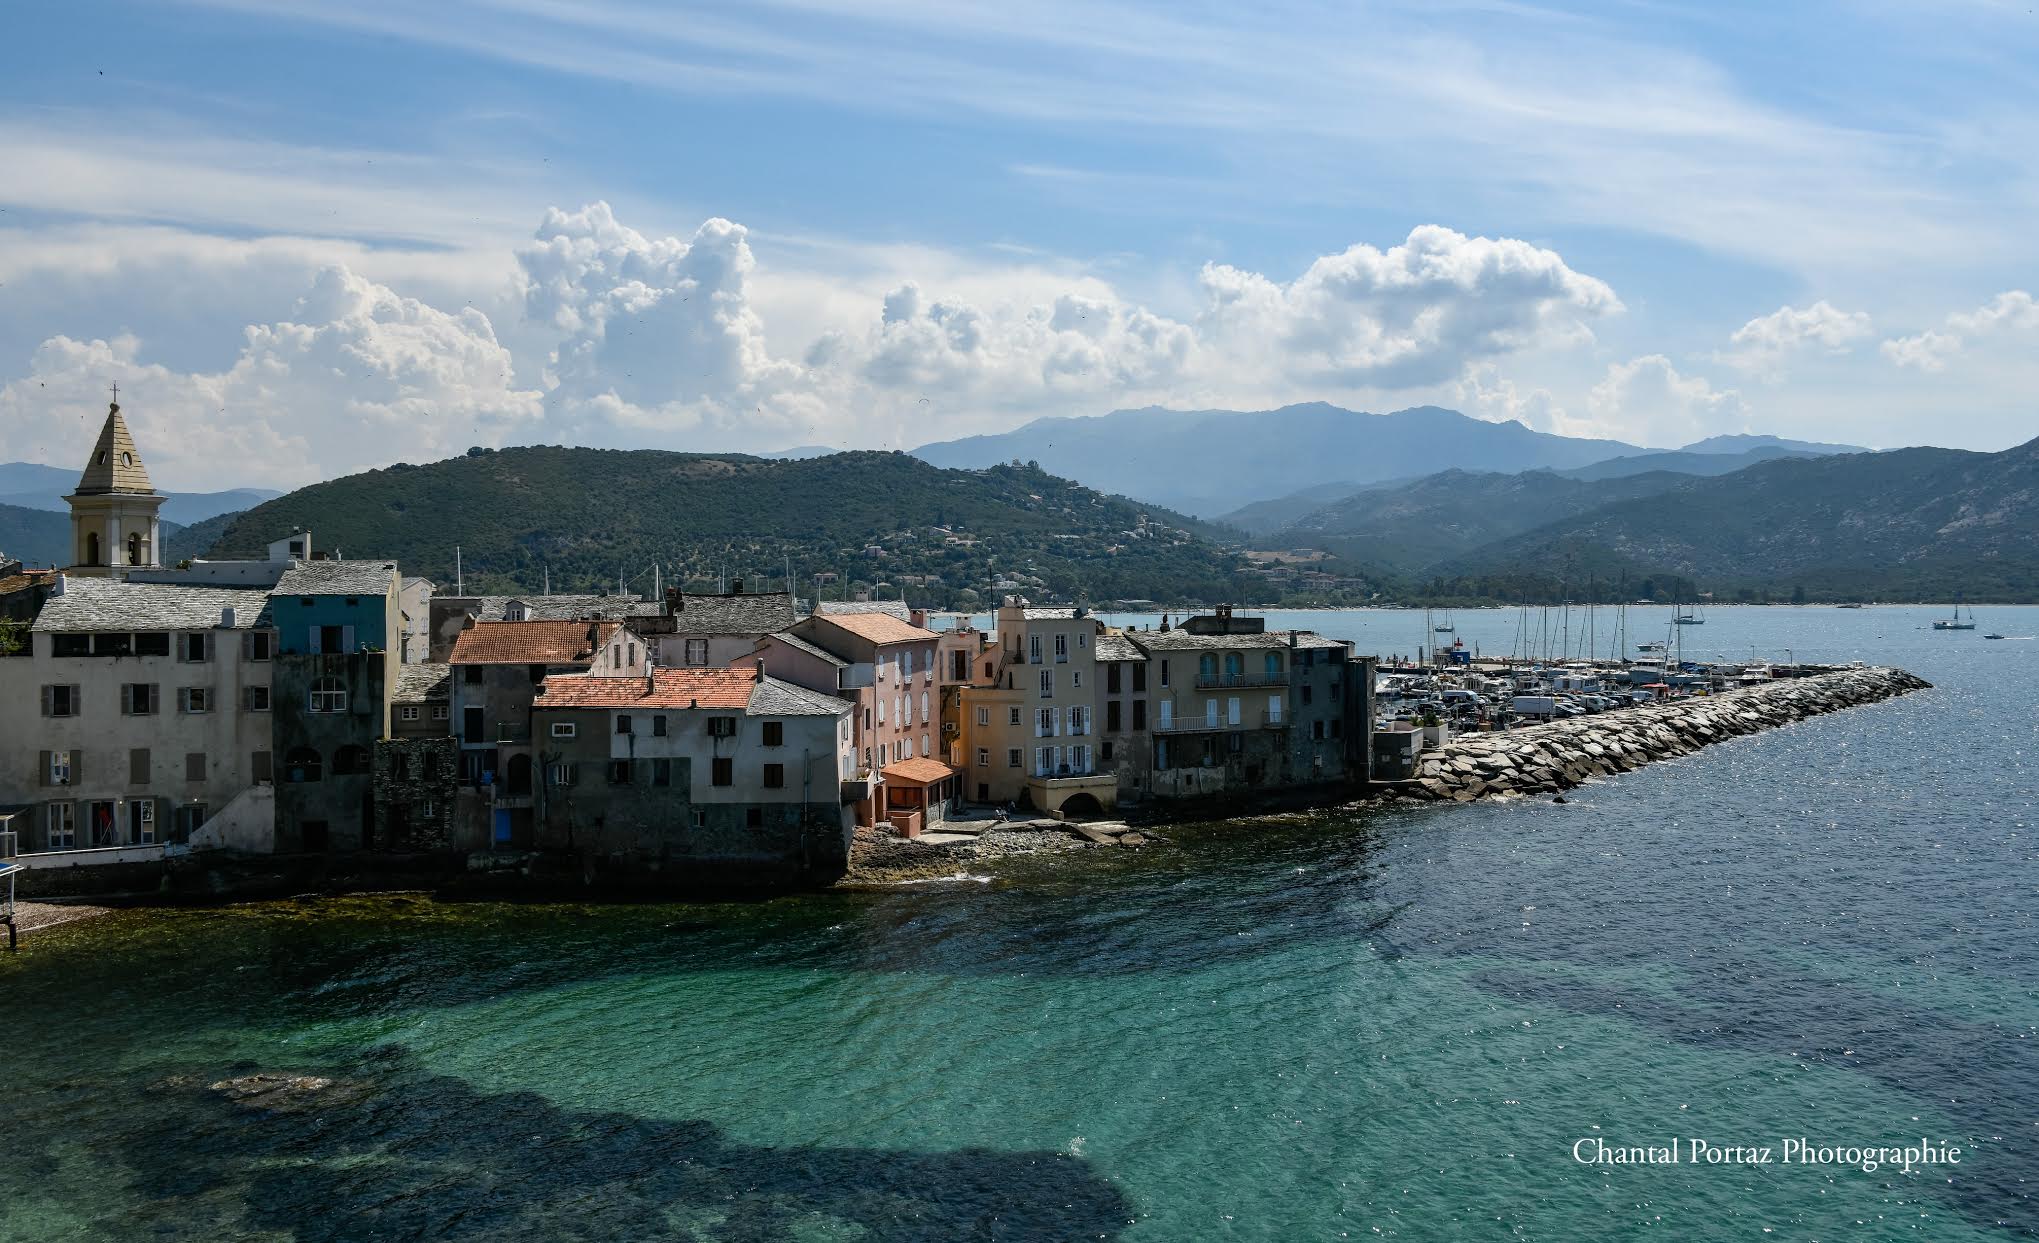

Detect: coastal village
[0, 404, 1930, 909]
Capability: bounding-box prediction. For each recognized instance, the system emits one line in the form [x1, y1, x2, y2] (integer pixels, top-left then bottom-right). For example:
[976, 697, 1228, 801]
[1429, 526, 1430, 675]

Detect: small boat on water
[1984, 632, 2006, 640]
[1637, 641, 1666, 653]
[1933, 601, 1976, 631]
[1836, 603, 1864, 609]
[1673, 602, 1705, 625]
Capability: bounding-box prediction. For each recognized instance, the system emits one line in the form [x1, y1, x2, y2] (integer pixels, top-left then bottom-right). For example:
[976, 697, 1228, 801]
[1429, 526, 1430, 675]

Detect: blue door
[493, 810, 513, 846]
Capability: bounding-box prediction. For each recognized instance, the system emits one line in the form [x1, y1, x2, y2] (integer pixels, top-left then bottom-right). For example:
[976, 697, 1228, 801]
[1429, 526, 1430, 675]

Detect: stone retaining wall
[1391, 666, 1931, 803]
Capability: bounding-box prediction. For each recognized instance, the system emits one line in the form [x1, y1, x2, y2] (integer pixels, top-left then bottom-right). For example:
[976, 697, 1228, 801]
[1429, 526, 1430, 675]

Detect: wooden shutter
[308, 626, 322, 654]
[40, 685, 52, 716]
[342, 624, 356, 653]
[38, 750, 50, 787]
[69, 750, 82, 784]
[253, 750, 273, 782]
[186, 753, 206, 782]
[130, 748, 149, 785]
[71, 684, 82, 714]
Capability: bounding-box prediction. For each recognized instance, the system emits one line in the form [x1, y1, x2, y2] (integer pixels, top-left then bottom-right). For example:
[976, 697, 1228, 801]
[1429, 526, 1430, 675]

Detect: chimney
[645, 667, 655, 696]
[665, 586, 680, 617]
[754, 658, 765, 683]
[221, 606, 237, 629]
[51, 572, 67, 597]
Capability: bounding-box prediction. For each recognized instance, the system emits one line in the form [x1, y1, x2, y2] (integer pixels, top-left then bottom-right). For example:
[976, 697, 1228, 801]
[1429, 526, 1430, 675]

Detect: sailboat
[1933, 601, 1976, 631]
[1433, 608, 1455, 635]
[1673, 601, 1705, 626]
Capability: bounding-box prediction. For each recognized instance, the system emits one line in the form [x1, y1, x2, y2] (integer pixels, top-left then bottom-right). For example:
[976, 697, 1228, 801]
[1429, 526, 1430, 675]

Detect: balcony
[1194, 670, 1284, 690]
[1152, 716, 1234, 734]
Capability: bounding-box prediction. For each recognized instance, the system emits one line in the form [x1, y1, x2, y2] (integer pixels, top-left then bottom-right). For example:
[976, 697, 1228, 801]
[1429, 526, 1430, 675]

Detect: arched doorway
[84, 531, 101, 566]
[506, 753, 533, 796]
[1059, 792, 1106, 820]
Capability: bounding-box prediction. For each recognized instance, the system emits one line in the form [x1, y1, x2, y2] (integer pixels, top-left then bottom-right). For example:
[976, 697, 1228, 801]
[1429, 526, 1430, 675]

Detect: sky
[1, 0, 2035, 491]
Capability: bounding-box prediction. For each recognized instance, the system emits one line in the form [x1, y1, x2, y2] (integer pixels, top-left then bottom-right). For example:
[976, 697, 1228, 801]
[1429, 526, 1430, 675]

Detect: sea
[3, 606, 2033, 1241]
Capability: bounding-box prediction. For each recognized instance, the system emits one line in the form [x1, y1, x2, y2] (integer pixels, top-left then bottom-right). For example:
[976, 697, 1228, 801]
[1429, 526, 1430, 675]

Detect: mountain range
[911, 403, 1651, 517]
[0, 461, 280, 528]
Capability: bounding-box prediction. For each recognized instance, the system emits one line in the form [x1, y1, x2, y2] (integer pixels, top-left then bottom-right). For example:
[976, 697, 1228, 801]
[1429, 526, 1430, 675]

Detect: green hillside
[202, 448, 1257, 607]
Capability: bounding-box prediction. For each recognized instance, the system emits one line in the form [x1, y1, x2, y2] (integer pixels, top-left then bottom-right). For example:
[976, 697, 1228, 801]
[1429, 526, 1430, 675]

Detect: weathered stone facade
[371, 736, 462, 851]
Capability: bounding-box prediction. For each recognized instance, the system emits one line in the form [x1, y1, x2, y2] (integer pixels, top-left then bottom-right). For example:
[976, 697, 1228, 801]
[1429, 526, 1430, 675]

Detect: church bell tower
[65, 393, 166, 579]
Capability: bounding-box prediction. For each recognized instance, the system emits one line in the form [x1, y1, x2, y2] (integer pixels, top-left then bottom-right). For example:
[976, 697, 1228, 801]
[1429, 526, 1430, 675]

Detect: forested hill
[201, 448, 1257, 606]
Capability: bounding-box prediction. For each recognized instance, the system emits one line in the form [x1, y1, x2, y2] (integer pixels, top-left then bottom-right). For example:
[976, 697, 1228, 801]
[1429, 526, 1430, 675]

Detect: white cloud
[1196, 226, 1621, 389]
[1583, 356, 1749, 448]
[0, 267, 540, 489]
[1721, 300, 1872, 375]
[1453, 365, 1569, 435]
[1881, 290, 2038, 371]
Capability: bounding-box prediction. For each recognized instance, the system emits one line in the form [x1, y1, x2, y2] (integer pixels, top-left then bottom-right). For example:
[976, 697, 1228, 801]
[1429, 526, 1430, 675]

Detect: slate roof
[274, 560, 400, 596]
[809, 610, 939, 646]
[664, 590, 798, 636]
[817, 600, 912, 621]
[761, 630, 848, 667]
[1094, 634, 1148, 662]
[33, 578, 273, 632]
[1129, 629, 1346, 652]
[393, 662, 451, 704]
[71, 404, 157, 495]
[880, 756, 957, 785]
[1021, 607, 1079, 620]
[533, 668, 850, 716]
[448, 619, 621, 666]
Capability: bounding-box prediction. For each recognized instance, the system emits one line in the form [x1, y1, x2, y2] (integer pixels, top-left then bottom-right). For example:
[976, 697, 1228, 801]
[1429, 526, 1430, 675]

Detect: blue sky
[1, 1, 2035, 489]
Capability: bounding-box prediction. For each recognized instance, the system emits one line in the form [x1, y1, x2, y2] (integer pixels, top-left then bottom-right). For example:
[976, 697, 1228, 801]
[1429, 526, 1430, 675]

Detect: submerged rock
[208, 1072, 371, 1112]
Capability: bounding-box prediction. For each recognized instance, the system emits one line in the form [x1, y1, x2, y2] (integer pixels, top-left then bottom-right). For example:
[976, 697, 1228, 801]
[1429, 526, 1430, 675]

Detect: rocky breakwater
[1394, 666, 1931, 804]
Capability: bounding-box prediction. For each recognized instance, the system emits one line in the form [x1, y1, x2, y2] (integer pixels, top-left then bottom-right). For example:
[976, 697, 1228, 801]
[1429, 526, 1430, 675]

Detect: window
[652, 758, 672, 788]
[1200, 654, 1219, 683]
[877, 698, 887, 724]
[712, 757, 733, 787]
[400, 704, 420, 721]
[550, 722, 577, 738]
[708, 717, 737, 738]
[903, 649, 914, 676]
[763, 763, 784, 788]
[548, 762, 579, 787]
[332, 745, 371, 776]
[432, 705, 449, 721]
[1028, 634, 1042, 664]
[1301, 684, 1314, 706]
[617, 715, 633, 735]
[1068, 705, 1089, 735]
[763, 721, 784, 747]
[684, 638, 710, 665]
[628, 643, 638, 666]
[1132, 663, 1147, 692]
[94, 632, 131, 657]
[1037, 707, 1055, 737]
[1071, 671, 1082, 690]
[1070, 744, 1090, 773]
[1007, 748, 1021, 768]
[308, 678, 347, 713]
[1036, 746, 1054, 776]
[1159, 660, 1170, 688]
[1102, 740, 1114, 762]
[976, 747, 989, 767]
[1266, 694, 1282, 725]
[1107, 663, 1122, 694]
[1107, 701, 1122, 732]
[1039, 669, 1053, 697]
[692, 809, 707, 829]
[41, 684, 80, 717]
[1007, 707, 1021, 726]
[1312, 719, 1325, 740]
[746, 807, 764, 829]
[1265, 652, 1282, 679]
[1223, 653, 1244, 681]
[179, 687, 210, 714]
[122, 683, 158, 715]
[49, 750, 74, 786]
[652, 715, 667, 737]
[920, 733, 929, 757]
[51, 634, 90, 657]
[1132, 700, 1147, 731]
[608, 759, 633, 785]
[45, 803, 75, 850]
[284, 747, 321, 782]
[1227, 697, 1242, 726]
[920, 691, 929, 722]
[134, 632, 170, 656]
[1054, 634, 1068, 662]
[463, 665, 483, 684]
[179, 633, 208, 662]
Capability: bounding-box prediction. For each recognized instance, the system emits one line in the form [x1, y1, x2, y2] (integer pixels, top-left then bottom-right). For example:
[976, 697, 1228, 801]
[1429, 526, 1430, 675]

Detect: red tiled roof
[880, 756, 956, 785]
[534, 667, 757, 710]
[812, 611, 939, 646]
[448, 619, 621, 666]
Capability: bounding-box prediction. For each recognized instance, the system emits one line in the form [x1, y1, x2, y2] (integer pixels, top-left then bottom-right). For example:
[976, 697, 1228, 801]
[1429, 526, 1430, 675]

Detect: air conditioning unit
[941, 722, 959, 736]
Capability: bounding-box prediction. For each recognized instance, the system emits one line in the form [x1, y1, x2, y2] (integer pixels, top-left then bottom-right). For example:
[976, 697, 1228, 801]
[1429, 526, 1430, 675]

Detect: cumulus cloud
[1196, 225, 1621, 388]
[1584, 355, 1749, 447]
[1453, 364, 1570, 434]
[0, 267, 540, 488]
[1881, 290, 2037, 371]
[1720, 300, 1871, 374]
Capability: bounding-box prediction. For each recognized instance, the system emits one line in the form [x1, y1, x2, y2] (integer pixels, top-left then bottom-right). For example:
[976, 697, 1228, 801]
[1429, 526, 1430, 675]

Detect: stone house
[782, 609, 950, 828]
[4, 576, 278, 857]
[446, 618, 648, 848]
[637, 585, 797, 669]
[1093, 632, 1152, 801]
[529, 665, 856, 882]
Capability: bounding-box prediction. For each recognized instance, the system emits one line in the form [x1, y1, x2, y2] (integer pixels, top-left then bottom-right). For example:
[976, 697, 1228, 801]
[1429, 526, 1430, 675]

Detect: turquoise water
[4, 607, 2035, 1241]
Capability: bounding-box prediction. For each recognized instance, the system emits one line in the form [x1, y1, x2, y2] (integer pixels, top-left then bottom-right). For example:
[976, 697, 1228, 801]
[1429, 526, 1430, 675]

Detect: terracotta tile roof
[811, 610, 939, 646]
[880, 756, 957, 785]
[536, 667, 754, 710]
[448, 619, 620, 666]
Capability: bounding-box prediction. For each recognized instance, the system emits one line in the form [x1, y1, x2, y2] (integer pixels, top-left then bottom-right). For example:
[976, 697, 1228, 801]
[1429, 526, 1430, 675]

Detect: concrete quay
[1389, 666, 1932, 803]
